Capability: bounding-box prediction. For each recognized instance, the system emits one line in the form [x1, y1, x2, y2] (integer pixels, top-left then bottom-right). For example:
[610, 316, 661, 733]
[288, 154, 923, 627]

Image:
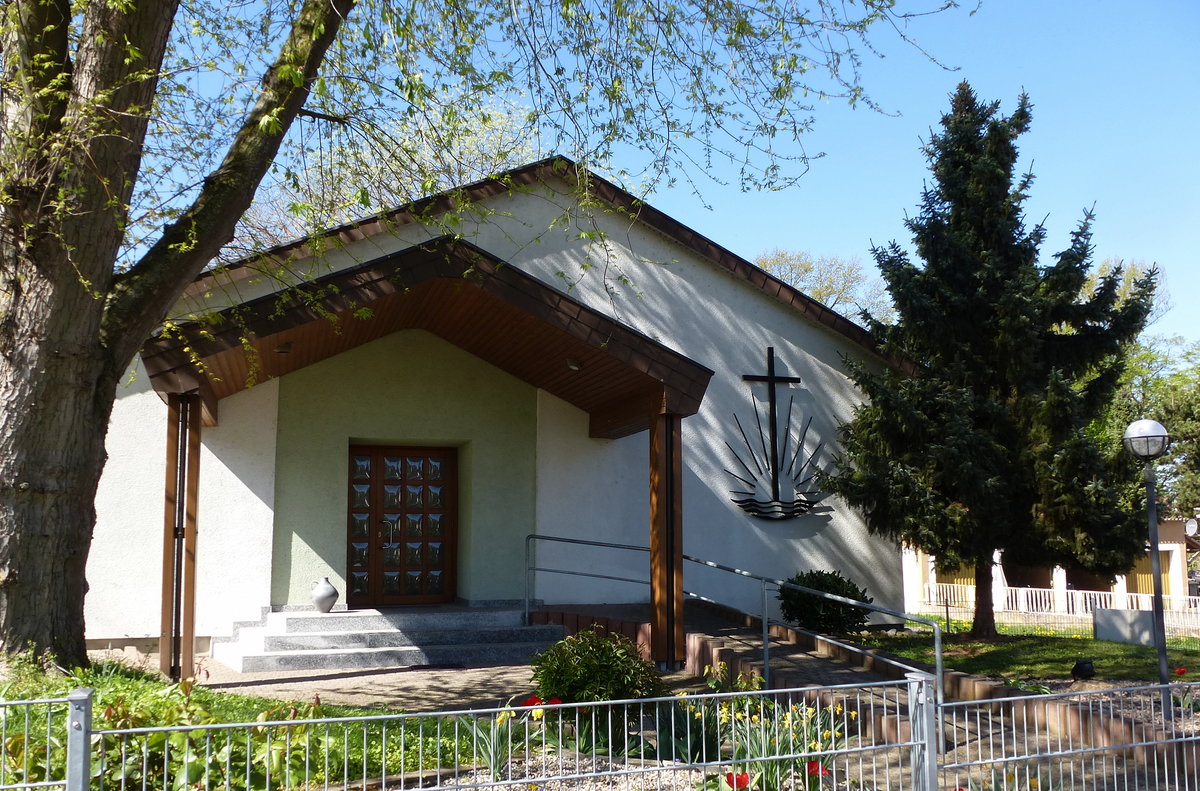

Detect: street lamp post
[1122, 418, 1172, 712]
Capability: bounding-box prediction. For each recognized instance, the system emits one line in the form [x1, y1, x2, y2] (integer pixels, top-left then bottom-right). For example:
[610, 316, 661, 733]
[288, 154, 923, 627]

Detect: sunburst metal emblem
[725, 347, 827, 520]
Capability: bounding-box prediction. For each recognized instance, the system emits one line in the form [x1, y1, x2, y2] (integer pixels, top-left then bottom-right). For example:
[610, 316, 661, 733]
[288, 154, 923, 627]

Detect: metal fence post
[906, 672, 938, 791]
[761, 579, 771, 689]
[524, 535, 533, 626]
[66, 688, 93, 791]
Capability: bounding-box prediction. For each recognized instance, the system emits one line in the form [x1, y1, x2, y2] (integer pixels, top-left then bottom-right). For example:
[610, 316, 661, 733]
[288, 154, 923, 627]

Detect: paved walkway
[199, 661, 548, 712]
[184, 603, 894, 713]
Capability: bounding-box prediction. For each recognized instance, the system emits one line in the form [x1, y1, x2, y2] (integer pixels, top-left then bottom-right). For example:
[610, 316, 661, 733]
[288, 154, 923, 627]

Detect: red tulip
[520, 695, 543, 707]
[1175, 667, 1188, 676]
[806, 760, 830, 777]
[725, 771, 751, 789]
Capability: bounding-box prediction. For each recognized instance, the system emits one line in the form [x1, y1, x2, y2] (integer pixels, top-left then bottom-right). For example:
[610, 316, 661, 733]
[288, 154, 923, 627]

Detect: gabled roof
[183, 156, 883, 361]
[144, 237, 713, 438]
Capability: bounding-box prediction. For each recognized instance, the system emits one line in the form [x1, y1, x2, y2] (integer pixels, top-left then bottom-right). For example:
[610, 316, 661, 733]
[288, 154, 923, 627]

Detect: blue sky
[647, 0, 1199, 345]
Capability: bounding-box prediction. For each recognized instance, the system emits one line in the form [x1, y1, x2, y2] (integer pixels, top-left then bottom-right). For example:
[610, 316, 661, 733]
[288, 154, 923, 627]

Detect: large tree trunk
[970, 556, 998, 638]
[0, 242, 122, 668]
[0, 340, 117, 670]
[0, 0, 180, 667]
[0, 0, 355, 666]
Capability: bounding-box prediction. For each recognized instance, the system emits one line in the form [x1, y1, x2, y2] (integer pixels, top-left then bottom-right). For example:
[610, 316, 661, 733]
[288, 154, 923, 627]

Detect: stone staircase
[211, 606, 564, 673]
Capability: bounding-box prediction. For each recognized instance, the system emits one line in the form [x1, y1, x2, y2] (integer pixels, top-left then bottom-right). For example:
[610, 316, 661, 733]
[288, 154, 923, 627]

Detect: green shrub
[529, 628, 666, 702]
[777, 569, 872, 634]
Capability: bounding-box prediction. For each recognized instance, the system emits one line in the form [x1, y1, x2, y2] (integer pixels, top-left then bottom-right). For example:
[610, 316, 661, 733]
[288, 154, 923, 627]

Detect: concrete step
[264, 607, 528, 634]
[263, 624, 564, 651]
[212, 606, 563, 673]
[238, 640, 556, 673]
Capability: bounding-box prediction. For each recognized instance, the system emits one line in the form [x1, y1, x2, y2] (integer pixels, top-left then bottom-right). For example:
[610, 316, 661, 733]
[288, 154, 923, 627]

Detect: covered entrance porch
[141, 237, 712, 678]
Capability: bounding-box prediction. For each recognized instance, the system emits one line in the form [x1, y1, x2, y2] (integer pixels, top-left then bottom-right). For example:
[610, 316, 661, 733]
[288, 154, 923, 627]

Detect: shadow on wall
[680, 463, 901, 622]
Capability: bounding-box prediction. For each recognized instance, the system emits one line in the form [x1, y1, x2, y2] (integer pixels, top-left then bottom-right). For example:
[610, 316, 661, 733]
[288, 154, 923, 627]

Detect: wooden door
[347, 446, 457, 605]
[1130, 552, 1171, 597]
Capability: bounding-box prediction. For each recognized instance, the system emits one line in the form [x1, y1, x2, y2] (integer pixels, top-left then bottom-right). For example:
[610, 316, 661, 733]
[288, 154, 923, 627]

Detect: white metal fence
[941, 682, 1200, 790]
[922, 582, 1200, 641]
[3, 676, 1199, 791]
[0, 692, 82, 791]
[87, 680, 920, 790]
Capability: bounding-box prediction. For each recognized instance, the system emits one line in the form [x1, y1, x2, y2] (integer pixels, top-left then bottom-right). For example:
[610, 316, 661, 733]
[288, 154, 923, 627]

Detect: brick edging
[714, 614, 1190, 765]
[533, 608, 1189, 763]
[528, 611, 654, 657]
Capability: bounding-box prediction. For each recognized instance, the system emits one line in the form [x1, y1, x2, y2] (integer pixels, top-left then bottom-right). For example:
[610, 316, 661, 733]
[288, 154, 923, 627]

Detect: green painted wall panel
[271, 330, 536, 605]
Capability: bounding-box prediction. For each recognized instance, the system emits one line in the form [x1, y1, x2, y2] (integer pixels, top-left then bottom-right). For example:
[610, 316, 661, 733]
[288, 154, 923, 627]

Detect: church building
[88, 158, 901, 673]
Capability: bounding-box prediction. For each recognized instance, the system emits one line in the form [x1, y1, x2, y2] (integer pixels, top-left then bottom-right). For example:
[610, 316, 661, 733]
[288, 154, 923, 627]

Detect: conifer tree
[825, 82, 1156, 637]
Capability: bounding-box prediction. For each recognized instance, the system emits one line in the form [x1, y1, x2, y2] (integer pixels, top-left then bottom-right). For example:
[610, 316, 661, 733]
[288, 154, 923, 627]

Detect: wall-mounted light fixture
[274, 342, 293, 354]
[566, 358, 583, 371]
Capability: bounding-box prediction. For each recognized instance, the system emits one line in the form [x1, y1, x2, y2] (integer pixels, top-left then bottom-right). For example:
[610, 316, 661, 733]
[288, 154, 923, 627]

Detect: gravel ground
[1039, 678, 1200, 737]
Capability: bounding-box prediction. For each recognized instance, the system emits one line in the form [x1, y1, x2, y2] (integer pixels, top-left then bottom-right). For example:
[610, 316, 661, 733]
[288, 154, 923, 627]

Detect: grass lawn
[857, 631, 1200, 682]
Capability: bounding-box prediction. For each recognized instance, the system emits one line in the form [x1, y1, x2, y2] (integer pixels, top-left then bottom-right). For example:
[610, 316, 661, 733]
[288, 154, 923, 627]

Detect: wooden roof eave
[184, 156, 901, 372]
[143, 237, 713, 438]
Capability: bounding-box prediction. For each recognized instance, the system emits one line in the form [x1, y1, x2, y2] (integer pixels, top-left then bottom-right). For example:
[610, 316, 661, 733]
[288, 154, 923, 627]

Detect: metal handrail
[524, 535, 651, 625]
[524, 533, 943, 707]
[682, 554, 944, 706]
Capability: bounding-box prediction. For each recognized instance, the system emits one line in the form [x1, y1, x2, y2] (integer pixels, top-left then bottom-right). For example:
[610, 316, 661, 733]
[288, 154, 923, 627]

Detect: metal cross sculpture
[725, 347, 826, 520]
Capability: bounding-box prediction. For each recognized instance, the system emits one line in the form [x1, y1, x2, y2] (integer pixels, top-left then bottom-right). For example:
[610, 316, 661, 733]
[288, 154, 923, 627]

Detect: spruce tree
[825, 82, 1155, 637]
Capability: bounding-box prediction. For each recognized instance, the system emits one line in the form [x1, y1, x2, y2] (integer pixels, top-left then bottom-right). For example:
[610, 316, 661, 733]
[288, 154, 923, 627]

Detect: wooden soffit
[141, 237, 713, 439]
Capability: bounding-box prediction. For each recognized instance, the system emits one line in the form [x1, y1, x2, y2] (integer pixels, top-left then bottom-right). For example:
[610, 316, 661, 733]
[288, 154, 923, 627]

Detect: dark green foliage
[529, 628, 667, 702]
[777, 569, 873, 634]
[1085, 337, 1200, 523]
[1160, 351, 1200, 515]
[824, 82, 1155, 637]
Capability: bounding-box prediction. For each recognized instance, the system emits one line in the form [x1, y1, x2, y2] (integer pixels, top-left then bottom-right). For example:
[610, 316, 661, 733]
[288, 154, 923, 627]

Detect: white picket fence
[922, 582, 1200, 637]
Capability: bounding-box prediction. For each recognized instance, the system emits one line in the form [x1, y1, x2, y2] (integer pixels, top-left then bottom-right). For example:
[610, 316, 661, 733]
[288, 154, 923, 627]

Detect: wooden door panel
[347, 446, 457, 605]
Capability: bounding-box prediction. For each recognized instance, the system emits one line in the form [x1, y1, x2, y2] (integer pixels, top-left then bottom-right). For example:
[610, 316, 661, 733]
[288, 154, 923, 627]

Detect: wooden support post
[158, 395, 180, 678]
[181, 394, 200, 677]
[649, 412, 684, 666]
[159, 393, 200, 680]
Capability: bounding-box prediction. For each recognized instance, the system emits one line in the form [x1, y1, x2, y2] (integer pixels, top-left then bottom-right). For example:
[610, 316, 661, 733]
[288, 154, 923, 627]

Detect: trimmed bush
[777, 569, 872, 634]
[529, 628, 667, 702]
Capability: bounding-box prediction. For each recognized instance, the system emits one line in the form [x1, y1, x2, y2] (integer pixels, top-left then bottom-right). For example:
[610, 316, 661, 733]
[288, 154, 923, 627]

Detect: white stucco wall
[88, 365, 280, 642]
[533, 391, 649, 603]
[271, 330, 538, 605]
[89, 362, 169, 641]
[440, 182, 902, 617]
[194, 380, 279, 636]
